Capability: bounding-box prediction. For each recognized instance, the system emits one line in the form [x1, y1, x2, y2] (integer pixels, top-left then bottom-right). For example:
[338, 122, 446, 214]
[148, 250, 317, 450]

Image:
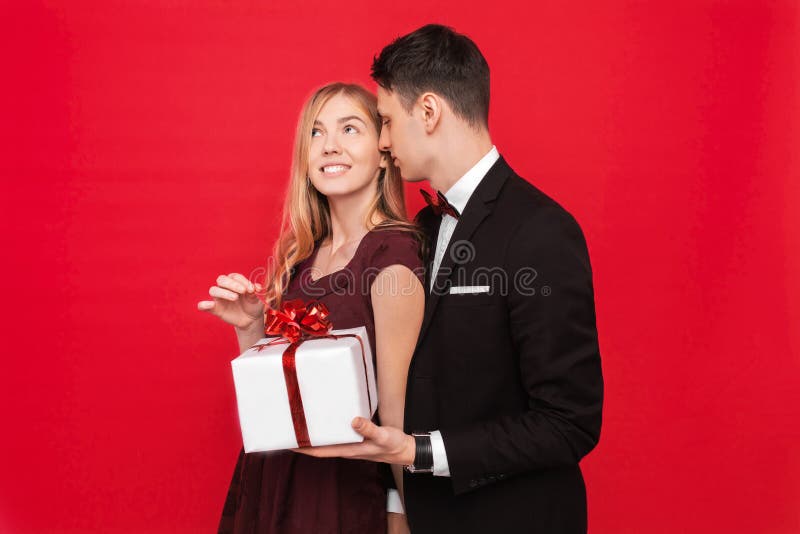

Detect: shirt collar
[442, 146, 500, 215]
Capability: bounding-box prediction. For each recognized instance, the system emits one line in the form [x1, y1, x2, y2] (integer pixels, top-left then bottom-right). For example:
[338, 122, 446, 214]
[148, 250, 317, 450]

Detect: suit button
[498, 474, 506, 480]
[469, 480, 478, 488]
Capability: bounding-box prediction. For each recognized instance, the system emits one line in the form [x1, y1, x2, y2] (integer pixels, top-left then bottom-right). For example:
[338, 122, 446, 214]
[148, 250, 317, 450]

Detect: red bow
[264, 299, 332, 343]
[420, 189, 460, 219]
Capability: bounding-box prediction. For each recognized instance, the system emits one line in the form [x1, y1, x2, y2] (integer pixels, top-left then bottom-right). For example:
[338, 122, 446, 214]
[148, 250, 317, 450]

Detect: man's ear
[418, 92, 442, 134]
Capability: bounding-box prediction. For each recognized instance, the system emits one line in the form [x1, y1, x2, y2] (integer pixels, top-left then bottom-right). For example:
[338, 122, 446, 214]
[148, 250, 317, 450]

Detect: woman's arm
[234, 320, 265, 354]
[370, 263, 425, 509]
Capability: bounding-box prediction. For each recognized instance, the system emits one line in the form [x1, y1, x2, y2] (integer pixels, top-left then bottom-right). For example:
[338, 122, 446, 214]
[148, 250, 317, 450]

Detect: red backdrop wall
[2, 1, 798, 532]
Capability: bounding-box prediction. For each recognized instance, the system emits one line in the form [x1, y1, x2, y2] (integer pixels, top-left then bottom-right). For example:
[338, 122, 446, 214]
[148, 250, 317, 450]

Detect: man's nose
[378, 127, 390, 151]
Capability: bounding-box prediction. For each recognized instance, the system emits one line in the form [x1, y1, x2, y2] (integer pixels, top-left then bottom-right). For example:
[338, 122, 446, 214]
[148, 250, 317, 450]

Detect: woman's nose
[323, 134, 341, 155]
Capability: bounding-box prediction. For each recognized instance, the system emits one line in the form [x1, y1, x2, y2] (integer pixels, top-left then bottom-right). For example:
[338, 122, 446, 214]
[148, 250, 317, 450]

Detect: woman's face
[308, 94, 385, 199]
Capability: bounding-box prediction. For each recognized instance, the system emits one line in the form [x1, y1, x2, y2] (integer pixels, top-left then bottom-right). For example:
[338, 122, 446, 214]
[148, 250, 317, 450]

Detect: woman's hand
[197, 273, 265, 330]
[387, 512, 410, 534]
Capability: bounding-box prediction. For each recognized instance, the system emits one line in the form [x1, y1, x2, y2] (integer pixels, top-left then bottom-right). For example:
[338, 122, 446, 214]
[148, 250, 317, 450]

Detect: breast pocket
[439, 292, 495, 307]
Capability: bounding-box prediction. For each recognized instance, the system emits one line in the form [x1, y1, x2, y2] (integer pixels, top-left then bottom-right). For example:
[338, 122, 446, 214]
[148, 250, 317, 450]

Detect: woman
[198, 83, 425, 533]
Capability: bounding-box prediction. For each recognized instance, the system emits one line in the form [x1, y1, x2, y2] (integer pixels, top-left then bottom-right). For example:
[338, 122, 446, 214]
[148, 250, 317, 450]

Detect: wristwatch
[404, 432, 433, 473]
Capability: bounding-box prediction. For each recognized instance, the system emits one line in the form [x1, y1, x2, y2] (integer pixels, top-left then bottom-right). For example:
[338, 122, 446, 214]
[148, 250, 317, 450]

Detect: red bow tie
[420, 189, 460, 219]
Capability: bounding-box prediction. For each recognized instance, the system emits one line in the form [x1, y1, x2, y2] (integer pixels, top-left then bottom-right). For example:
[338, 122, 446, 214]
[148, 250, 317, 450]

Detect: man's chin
[400, 174, 426, 184]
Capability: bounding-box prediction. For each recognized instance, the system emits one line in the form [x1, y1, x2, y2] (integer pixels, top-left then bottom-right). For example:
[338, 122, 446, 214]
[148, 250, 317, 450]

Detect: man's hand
[292, 417, 416, 466]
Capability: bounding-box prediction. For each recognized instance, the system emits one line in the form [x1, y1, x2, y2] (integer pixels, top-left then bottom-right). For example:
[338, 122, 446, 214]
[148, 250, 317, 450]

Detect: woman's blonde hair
[262, 82, 419, 308]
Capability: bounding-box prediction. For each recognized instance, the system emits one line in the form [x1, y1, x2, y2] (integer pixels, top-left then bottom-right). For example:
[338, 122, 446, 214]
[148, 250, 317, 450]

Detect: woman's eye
[311, 128, 322, 137]
[344, 125, 358, 134]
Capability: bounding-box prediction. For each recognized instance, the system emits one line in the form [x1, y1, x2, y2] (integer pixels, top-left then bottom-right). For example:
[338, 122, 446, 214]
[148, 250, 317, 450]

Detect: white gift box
[231, 326, 378, 453]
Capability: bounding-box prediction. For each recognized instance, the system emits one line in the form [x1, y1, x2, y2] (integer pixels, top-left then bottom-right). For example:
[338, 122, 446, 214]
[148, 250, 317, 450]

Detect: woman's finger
[216, 274, 247, 294]
[209, 285, 239, 301]
[229, 273, 254, 292]
[197, 300, 215, 311]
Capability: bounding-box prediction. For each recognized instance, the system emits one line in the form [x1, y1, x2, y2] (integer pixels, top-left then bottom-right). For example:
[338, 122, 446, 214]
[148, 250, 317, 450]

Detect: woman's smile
[321, 163, 352, 176]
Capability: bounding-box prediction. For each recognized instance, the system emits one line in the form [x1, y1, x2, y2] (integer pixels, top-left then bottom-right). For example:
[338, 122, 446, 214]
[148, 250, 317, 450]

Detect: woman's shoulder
[360, 225, 424, 277]
[367, 225, 422, 254]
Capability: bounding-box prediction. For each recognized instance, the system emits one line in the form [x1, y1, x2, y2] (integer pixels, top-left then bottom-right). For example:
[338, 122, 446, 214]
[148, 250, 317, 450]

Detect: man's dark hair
[371, 24, 490, 128]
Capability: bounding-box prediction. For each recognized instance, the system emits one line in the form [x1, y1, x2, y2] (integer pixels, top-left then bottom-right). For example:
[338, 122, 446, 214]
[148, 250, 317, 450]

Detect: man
[298, 24, 603, 533]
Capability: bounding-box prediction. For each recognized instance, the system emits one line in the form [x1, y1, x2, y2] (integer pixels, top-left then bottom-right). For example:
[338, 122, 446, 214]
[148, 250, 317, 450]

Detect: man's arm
[291, 207, 602, 495]
[439, 206, 604, 494]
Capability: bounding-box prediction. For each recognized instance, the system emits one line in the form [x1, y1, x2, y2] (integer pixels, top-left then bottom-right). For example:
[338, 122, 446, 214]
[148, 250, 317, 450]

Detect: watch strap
[406, 433, 433, 473]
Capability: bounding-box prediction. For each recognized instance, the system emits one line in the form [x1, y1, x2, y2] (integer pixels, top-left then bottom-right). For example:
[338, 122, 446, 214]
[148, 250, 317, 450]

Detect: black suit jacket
[403, 157, 603, 533]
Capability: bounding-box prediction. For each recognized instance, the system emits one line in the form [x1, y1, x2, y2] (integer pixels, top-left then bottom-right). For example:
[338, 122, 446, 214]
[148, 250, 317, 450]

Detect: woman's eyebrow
[314, 115, 368, 127]
[337, 115, 367, 125]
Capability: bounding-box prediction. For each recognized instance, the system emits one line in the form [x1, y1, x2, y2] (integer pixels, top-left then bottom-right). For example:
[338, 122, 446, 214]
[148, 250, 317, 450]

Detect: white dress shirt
[428, 145, 499, 476]
[387, 145, 500, 512]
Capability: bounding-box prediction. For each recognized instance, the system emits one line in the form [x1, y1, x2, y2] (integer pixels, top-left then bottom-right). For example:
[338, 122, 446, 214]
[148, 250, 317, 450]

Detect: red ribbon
[251, 299, 372, 448]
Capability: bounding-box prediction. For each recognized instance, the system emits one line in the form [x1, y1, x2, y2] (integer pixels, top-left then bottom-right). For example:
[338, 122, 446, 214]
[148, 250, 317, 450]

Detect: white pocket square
[448, 285, 490, 295]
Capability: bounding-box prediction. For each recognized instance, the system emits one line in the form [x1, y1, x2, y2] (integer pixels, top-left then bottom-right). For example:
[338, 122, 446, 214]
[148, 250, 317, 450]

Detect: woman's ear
[379, 152, 389, 169]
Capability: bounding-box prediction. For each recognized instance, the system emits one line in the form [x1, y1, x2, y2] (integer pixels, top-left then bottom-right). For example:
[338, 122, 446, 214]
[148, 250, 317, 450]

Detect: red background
[2, 1, 799, 532]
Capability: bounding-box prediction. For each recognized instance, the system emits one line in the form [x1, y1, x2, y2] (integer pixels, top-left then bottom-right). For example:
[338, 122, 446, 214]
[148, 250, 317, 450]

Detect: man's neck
[428, 131, 494, 193]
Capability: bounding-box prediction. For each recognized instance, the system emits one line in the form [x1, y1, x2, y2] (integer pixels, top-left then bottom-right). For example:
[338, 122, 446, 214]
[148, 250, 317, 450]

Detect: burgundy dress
[218, 228, 423, 534]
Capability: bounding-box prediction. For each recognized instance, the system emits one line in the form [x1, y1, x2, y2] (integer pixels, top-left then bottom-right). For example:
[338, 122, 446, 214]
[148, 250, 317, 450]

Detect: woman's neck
[325, 188, 380, 248]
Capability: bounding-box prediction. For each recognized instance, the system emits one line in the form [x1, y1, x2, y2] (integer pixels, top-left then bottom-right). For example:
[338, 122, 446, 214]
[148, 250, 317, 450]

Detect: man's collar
[442, 146, 500, 215]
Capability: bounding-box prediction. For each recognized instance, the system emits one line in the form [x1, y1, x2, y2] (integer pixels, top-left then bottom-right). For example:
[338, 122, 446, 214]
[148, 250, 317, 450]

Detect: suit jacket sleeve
[439, 205, 604, 495]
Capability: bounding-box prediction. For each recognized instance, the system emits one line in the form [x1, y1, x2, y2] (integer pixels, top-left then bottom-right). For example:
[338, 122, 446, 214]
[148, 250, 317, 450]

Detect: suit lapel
[422, 215, 440, 292]
[416, 157, 512, 348]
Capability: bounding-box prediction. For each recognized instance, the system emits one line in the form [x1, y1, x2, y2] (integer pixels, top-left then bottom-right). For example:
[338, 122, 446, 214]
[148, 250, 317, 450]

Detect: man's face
[376, 86, 428, 183]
